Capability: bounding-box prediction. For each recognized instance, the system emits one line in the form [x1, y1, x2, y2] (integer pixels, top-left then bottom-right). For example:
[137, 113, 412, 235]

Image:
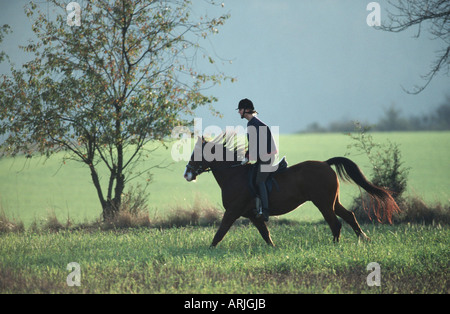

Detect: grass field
[0, 131, 449, 294]
[1, 223, 448, 293]
[1, 132, 449, 225]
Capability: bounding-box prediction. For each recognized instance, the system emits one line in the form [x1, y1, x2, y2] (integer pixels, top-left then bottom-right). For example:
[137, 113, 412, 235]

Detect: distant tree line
[302, 97, 450, 133]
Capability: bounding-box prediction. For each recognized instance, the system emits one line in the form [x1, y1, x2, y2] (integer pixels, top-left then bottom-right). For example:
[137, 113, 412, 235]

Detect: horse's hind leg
[334, 199, 370, 241]
[249, 216, 275, 247]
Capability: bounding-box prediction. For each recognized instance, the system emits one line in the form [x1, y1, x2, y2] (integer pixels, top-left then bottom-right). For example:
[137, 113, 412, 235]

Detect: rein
[187, 162, 244, 177]
[205, 163, 244, 173]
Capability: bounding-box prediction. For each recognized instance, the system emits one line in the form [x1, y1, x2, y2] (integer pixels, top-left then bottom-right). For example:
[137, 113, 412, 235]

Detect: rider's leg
[257, 182, 269, 221]
[255, 160, 271, 221]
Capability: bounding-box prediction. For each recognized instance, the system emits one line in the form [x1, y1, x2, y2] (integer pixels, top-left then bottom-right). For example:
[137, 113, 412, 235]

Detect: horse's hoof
[362, 235, 371, 242]
[358, 232, 371, 242]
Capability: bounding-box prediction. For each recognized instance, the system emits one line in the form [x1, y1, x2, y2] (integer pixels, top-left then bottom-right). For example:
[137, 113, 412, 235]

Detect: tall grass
[1, 194, 449, 234]
[0, 207, 24, 233]
[0, 196, 224, 233]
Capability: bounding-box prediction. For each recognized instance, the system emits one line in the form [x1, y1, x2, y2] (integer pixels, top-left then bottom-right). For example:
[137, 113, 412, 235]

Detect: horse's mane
[206, 132, 246, 163]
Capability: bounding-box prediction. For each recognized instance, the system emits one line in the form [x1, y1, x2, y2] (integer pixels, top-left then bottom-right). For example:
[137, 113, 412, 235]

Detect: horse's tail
[326, 157, 400, 223]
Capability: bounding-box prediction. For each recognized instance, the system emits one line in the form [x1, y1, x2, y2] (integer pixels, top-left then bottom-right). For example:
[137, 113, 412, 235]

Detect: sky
[1, 0, 449, 134]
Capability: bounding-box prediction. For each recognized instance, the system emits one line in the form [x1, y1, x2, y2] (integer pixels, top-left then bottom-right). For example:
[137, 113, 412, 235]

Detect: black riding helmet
[236, 98, 257, 114]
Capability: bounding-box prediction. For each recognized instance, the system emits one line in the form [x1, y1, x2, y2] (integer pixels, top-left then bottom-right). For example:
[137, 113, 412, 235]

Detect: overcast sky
[1, 0, 449, 133]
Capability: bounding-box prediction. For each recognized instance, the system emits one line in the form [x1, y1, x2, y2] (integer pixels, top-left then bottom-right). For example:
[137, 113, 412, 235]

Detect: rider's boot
[257, 182, 270, 222]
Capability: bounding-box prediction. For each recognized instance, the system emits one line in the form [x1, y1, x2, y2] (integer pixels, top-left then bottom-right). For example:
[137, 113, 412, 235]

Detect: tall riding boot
[257, 182, 270, 222]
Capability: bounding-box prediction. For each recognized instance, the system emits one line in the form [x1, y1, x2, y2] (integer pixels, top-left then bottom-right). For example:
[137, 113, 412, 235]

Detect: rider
[237, 98, 278, 221]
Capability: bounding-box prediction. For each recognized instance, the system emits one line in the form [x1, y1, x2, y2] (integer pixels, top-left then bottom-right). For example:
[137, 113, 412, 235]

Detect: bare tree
[379, 0, 449, 94]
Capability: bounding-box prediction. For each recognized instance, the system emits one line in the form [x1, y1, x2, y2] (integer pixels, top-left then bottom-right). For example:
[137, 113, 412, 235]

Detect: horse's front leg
[210, 210, 240, 247]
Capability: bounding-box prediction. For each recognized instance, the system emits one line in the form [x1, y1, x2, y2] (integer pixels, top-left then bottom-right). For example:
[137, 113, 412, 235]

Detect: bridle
[185, 161, 243, 177]
[185, 163, 211, 177]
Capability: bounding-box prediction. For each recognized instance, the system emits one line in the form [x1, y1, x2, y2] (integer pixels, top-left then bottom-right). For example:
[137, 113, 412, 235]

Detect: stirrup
[255, 197, 263, 216]
[262, 208, 269, 222]
[256, 208, 269, 222]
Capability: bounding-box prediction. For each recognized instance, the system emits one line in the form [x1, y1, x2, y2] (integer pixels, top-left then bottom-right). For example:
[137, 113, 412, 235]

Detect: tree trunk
[89, 163, 125, 221]
[112, 143, 125, 215]
[102, 201, 118, 221]
[89, 164, 107, 217]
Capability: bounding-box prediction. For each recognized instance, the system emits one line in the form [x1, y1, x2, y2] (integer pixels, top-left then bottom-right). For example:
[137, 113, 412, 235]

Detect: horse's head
[183, 136, 210, 182]
[183, 133, 245, 182]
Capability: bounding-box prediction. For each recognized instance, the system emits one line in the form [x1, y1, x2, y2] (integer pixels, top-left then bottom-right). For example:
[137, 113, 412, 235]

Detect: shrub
[395, 196, 450, 225]
[154, 198, 223, 228]
[346, 123, 410, 201]
[102, 183, 151, 229]
[346, 123, 409, 222]
[41, 211, 65, 232]
[346, 123, 449, 225]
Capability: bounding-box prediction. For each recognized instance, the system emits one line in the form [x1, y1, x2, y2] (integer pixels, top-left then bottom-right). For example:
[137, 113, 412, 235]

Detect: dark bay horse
[183, 136, 400, 247]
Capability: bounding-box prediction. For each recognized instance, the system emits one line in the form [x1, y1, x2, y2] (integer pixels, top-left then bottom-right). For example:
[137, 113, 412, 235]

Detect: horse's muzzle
[183, 167, 195, 182]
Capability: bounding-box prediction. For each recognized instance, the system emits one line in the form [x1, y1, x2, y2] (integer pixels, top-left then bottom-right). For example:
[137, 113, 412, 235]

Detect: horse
[183, 135, 400, 247]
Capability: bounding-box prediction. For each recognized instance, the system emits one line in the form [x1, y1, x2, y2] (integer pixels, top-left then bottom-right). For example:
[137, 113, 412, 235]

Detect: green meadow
[0, 132, 449, 294]
[0, 132, 449, 225]
[0, 223, 448, 293]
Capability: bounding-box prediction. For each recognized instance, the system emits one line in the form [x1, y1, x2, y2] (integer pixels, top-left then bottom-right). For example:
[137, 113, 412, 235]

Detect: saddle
[248, 156, 288, 198]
